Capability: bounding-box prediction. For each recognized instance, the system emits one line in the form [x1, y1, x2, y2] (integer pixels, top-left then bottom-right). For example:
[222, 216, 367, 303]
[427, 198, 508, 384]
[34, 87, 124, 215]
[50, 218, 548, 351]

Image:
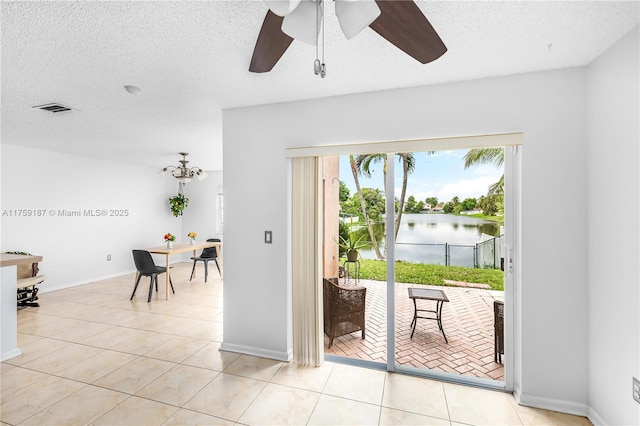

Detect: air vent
[32, 103, 75, 113]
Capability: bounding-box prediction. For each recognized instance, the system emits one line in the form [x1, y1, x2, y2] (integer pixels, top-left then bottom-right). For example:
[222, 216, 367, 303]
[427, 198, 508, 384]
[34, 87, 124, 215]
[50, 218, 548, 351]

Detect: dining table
[144, 240, 222, 300]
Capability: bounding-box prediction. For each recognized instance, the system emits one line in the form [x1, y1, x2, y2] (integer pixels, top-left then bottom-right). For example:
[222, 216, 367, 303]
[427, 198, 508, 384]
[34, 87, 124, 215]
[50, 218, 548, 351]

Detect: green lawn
[356, 259, 504, 291]
[465, 213, 504, 223]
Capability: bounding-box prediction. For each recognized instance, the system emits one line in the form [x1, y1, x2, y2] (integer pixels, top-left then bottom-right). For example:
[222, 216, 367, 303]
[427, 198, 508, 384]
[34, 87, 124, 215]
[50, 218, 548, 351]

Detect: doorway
[313, 139, 519, 391]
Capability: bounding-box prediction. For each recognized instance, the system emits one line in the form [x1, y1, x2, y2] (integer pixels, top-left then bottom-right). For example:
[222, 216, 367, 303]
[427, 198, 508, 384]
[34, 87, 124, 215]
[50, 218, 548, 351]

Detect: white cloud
[470, 164, 502, 176]
[437, 175, 501, 202]
[432, 150, 465, 159]
[399, 172, 501, 202]
[401, 189, 438, 202]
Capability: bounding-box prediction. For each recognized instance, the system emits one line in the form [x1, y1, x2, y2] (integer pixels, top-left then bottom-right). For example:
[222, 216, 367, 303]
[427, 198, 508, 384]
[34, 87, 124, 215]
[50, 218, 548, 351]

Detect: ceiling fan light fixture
[335, 0, 381, 40]
[282, 0, 322, 45]
[249, 0, 448, 74]
[264, 0, 301, 16]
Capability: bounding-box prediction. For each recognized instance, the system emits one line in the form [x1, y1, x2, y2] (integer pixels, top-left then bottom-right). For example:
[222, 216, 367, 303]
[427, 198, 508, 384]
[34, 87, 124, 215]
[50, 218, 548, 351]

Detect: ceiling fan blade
[249, 10, 294, 73]
[369, 0, 447, 64]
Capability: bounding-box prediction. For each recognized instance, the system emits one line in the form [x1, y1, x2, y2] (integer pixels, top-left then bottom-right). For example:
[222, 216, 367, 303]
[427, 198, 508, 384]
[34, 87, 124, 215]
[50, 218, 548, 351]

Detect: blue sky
[338, 149, 503, 204]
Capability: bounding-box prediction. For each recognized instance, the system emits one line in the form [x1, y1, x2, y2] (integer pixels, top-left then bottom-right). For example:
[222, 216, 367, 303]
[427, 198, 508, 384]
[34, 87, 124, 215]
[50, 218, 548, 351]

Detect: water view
[352, 213, 502, 267]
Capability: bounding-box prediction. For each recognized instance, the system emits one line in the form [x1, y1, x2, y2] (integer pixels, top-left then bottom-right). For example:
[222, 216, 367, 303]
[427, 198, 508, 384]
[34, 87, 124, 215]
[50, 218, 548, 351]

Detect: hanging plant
[169, 193, 189, 217]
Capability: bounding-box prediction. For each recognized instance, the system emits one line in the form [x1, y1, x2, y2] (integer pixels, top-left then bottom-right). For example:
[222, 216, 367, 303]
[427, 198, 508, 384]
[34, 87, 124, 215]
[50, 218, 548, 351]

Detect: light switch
[265, 231, 272, 244]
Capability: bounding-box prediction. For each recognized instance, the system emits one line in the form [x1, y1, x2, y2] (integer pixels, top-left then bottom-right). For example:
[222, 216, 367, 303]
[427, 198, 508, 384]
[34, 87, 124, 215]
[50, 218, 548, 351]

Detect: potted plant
[337, 233, 371, 262]
[169, 193, 189, 217]
[164, 233, 176, 248]
[187, 231, 197, 245]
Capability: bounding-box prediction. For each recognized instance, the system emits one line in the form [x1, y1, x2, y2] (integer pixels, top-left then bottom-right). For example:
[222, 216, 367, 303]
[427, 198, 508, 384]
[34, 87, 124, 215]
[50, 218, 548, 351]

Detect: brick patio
[324, 279, 505, 381]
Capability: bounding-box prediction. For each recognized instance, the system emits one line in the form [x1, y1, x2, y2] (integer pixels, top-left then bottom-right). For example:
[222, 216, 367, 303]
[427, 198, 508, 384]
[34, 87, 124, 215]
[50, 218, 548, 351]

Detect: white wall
[222, 118, 291, 360]
[180, 170, 223, 261]
[586, 27, 639, 426]
[181, 170, 222, 240]
[223, 67, 591, 412]
[0, 144, 180, 291]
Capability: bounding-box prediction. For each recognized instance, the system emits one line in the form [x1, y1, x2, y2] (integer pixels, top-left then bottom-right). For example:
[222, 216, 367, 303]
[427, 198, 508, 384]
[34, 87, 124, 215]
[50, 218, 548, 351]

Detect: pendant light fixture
[158, 152, 208, 184]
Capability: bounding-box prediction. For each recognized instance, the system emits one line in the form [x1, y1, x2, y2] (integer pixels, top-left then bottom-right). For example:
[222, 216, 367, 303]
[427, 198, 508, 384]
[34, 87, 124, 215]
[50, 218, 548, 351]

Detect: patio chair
[323, 277, 366, 349]
[494, 300, 504, 363]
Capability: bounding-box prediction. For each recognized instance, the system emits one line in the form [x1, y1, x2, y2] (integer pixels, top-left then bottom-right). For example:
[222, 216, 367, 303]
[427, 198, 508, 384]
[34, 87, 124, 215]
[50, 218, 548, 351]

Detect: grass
[356, 259, 504, 291]
[465, 213, 504, 223]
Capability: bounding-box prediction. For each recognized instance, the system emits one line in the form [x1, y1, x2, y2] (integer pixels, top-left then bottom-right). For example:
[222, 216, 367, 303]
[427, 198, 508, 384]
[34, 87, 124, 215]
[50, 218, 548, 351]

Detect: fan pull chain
[313, 0, 326, 78]
[320, 0, 326, 77]
[314, 0, 320, 75]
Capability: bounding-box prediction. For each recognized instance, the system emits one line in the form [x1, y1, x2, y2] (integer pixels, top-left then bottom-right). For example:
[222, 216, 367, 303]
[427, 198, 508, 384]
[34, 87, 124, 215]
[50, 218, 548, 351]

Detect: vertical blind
[291, 157, 324, 366]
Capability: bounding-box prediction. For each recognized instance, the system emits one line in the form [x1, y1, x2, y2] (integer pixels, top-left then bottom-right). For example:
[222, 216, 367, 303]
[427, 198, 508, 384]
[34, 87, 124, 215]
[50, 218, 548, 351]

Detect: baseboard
[587, 406, 606, 426]
[38, 269, 139, 293]
[219, 342, 292, 362]
[38, 260, 193, 294]
[1, 348, 22, 362]
[514, 389, 589, 417]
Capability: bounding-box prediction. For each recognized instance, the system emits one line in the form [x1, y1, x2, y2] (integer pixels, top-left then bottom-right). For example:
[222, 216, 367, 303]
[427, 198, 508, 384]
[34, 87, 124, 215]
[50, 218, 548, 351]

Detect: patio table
[408, 287, 449, 343]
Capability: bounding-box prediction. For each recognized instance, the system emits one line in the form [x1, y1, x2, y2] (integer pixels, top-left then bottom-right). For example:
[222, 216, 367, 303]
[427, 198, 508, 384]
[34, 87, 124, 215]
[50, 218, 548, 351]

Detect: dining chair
[131, 250, 174, 302]
[190, 238, 220, 283]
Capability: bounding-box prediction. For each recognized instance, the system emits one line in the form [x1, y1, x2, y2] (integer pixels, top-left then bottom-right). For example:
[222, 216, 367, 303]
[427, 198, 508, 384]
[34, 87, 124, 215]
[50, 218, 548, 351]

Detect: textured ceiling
[1, 1, 638, 171]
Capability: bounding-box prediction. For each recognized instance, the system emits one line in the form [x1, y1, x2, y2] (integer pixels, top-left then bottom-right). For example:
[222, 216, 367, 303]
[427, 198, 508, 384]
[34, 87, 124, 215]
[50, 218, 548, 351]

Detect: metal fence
[476, 235, 503, 269]
[394, 235, 503, 269]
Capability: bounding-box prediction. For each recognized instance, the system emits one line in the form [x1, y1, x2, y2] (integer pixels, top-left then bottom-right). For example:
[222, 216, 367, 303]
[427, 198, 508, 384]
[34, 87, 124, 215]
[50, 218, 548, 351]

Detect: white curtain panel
[291, 157, 324, 366]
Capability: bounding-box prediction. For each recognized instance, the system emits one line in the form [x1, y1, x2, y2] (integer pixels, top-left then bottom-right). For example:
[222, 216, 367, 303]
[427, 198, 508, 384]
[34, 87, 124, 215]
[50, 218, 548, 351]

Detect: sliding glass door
[391, 148, 507, 388]
[314, 140, 518, 392]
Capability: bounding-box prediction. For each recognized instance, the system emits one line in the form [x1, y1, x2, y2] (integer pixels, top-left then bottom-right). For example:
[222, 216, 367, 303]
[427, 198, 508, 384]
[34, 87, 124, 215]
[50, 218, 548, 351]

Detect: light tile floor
[1, 263, 591, 425]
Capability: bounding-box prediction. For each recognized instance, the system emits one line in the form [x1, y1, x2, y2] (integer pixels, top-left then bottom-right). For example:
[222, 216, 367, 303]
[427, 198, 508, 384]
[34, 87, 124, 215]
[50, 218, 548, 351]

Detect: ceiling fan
[249, 0, 447, 74]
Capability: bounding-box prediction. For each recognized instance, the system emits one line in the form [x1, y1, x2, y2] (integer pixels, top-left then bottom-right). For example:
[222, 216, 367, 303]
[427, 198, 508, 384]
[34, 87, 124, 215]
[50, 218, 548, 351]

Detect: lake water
[353, 213, 502, 267]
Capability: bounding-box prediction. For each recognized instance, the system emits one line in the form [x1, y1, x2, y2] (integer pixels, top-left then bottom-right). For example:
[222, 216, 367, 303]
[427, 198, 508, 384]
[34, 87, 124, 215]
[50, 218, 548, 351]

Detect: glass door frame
[296, 134, 522, 392]
[385, 147, 518, 393]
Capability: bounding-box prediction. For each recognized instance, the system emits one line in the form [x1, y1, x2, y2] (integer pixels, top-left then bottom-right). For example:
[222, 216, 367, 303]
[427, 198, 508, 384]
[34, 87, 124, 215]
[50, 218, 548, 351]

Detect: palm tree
[357, 153, 388, 190]
[488, 175, 504, 196]
[349, 155, 384, 259]
[463, 147, 505, 194]
[356, 153, 416, 239]
[394, 153, 415, 237]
